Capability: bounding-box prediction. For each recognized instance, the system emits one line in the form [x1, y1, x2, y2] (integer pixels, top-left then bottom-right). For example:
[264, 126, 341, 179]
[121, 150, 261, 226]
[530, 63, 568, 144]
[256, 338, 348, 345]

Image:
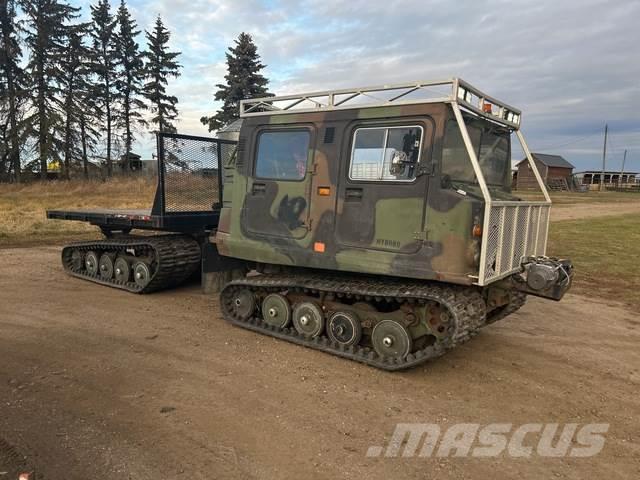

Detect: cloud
[84, 0, 639, 170]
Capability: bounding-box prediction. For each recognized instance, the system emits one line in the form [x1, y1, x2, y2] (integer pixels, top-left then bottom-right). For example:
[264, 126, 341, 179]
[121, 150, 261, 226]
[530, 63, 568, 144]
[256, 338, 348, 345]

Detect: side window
[441, 120, 481, 183]
[255, 130, 310, 180]
[349, 126, 423, 181]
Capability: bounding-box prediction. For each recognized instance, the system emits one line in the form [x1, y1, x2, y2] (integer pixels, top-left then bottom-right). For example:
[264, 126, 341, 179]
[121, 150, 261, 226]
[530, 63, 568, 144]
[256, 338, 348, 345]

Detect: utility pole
[619, 149, 627, 187]
[600, 123, 608, 191]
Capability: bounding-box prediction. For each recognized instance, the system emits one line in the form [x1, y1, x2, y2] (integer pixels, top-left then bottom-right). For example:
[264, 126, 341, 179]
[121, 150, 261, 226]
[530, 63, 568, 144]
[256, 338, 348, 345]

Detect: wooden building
[515, 153, 574, 190]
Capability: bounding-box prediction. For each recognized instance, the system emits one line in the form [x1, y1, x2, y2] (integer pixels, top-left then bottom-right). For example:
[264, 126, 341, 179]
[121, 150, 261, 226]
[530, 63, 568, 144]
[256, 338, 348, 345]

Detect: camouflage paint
[216, 102, 506, 286]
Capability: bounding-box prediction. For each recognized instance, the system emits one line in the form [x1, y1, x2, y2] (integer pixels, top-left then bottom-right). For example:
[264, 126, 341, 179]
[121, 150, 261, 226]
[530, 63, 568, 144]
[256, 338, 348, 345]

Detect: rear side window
[349, 126, 422, 181]
[255, 130, 310, 180]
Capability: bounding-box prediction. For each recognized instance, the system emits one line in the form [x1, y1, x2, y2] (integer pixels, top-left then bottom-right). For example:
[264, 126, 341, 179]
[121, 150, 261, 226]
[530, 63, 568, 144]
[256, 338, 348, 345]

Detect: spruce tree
[0, 0, 24, 181]
[143, 15, 181, 134]
[60, 24, 93, 179]
[62, 25, 100, 180]
[201, 32, 271, 133]
[89, 0, 117, 177]
[22, 0, 79, 180]
[77, 99, 100, 178]
[114, 0, 145, 169]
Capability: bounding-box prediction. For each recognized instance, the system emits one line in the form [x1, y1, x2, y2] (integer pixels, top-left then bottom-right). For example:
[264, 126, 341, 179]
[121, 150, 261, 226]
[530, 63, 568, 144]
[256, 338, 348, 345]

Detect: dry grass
[2, 180, 639, 309]
[547, 214, 640, 309]
[0, 177, 156, 247]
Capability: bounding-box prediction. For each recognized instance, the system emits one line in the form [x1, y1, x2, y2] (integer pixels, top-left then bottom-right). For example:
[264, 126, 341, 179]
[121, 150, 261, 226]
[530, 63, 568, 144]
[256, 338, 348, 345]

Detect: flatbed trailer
[46, 209, 220, 235]
[46, 133, 242, 293]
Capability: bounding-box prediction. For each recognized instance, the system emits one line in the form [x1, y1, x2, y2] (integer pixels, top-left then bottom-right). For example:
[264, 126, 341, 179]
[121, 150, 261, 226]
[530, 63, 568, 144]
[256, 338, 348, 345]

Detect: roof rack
[239, 78, 522, 129]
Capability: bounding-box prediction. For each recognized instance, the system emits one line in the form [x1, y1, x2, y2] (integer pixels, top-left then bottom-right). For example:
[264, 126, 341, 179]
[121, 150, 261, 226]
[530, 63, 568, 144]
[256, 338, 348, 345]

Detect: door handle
[252, 183, 266, 195]
[345, 188, 363, 201]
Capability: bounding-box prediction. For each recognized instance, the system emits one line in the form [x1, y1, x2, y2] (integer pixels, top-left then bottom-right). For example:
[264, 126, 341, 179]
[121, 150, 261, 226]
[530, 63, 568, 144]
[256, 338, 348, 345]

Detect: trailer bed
[46, 208, 220, 233]
[46, 133, 236, 235]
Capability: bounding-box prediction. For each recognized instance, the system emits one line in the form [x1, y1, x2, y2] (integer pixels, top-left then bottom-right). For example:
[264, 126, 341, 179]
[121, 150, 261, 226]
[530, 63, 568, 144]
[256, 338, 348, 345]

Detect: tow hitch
[512, 256, 573, 301]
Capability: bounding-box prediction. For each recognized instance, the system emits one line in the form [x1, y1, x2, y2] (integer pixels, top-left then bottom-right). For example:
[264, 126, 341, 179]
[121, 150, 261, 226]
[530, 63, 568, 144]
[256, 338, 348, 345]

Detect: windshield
[442, 116, 511, 190]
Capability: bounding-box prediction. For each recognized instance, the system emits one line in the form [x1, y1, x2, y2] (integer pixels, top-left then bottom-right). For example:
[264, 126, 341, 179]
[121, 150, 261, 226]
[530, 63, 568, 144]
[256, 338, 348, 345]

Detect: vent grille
[236, 138, 246, 169]
[481, 203, 551, 284]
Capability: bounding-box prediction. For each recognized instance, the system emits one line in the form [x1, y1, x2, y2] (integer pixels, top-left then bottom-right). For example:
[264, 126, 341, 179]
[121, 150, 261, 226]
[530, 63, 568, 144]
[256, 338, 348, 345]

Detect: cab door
[243, 125, 315, 239]
[336, 119, 433, 253]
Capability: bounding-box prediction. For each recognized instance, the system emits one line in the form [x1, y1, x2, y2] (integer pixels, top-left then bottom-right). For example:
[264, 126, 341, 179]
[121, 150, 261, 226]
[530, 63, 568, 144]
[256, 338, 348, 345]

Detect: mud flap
[201, 241, 248, 294]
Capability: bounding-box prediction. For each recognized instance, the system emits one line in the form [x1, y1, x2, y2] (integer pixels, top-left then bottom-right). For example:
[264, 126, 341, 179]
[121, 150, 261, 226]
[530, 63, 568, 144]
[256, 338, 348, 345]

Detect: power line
[535, 125, 636, 157]
[534, 126, 605, 152]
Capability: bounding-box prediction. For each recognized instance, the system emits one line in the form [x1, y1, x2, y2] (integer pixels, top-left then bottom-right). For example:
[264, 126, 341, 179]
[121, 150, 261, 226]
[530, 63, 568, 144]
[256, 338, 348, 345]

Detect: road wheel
[327, 311, 362, 347]
[371, 319, 412, 359]
[99, 253, 115, 279]
[70, 249, 84, 271]
[292, 301, 325, 338]
[114, 257, 130, 283]
[85, 251, 99, 276]
[230, 289, 256, 321]
[133, 261, 152, 288]
[261, 293, 291, 328]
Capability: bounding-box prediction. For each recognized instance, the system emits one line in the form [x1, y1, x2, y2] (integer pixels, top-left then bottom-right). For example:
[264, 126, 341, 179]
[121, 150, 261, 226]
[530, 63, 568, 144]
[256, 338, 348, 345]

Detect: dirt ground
[0, 246, 639, 479]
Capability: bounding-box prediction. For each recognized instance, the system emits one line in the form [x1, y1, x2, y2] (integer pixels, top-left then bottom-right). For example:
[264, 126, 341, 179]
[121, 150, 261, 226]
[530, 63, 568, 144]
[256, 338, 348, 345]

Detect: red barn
[515, 153, 574, 190]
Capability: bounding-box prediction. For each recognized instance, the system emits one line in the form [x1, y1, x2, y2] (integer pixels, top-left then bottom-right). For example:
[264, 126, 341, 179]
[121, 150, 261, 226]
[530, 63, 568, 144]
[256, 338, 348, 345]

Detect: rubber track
[486, 291, 527, 325]
[220, 274, 489, 371]
[61, 234, 201, 293]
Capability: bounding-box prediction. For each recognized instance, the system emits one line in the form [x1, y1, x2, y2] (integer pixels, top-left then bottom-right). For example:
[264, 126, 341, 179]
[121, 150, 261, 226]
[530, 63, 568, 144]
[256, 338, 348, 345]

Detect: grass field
[0, 178, 155, 247]
[548, 214, 640, 308]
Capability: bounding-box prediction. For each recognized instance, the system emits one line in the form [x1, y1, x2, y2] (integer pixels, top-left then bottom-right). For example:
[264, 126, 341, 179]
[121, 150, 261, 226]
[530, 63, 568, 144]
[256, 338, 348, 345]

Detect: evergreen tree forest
[0, 0, 183, 181]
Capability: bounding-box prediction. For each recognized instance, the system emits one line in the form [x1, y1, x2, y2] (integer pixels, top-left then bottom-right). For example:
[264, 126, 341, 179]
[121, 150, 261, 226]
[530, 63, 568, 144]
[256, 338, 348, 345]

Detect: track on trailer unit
[61, 234, 201, 293]
[220, 273, 527, 371]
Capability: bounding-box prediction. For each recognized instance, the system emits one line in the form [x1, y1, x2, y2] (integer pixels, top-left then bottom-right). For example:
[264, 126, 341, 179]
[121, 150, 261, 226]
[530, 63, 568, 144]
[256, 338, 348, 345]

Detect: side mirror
[389, 150, 408, 175]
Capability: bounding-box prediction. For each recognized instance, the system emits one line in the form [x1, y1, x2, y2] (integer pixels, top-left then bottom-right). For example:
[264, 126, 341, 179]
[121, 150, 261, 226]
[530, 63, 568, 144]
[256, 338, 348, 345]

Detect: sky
[72, 0, 640, 172]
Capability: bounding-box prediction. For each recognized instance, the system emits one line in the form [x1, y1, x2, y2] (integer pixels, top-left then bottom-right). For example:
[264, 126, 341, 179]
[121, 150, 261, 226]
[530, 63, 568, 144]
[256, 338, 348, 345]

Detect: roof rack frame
[240, 77, 522, 129]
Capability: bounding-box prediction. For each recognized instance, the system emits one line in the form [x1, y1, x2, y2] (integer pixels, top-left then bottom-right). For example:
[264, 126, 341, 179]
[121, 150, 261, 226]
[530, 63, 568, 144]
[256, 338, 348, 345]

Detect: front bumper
[511, 256, 574, 301]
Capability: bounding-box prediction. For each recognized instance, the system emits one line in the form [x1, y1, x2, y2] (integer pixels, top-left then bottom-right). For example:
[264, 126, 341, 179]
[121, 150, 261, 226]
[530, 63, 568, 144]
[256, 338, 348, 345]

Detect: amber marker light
[317, 187, 331, 196]
[314, 242, 326, 253]
[483, 102, 493, 113]
[473, 224, 482, 237]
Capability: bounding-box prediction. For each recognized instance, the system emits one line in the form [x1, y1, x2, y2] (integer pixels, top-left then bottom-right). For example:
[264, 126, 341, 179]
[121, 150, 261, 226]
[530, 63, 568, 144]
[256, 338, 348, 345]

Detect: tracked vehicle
[48, 78, 573, 370]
